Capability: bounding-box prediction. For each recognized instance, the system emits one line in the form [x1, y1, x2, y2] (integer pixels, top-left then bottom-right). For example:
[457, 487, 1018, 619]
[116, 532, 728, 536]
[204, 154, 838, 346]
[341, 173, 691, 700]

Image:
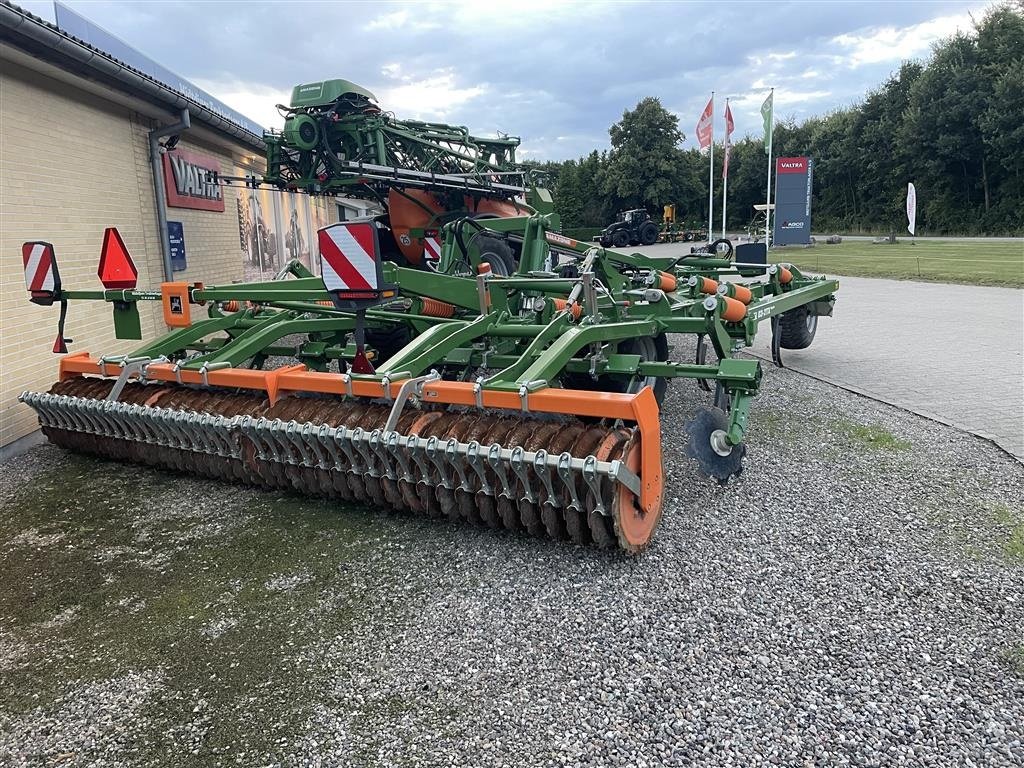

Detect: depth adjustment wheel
[685, 406, 746, 485]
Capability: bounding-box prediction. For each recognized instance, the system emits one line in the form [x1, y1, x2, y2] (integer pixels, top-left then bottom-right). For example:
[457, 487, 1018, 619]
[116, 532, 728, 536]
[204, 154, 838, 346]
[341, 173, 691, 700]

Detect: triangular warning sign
[97, 227, 139, 289]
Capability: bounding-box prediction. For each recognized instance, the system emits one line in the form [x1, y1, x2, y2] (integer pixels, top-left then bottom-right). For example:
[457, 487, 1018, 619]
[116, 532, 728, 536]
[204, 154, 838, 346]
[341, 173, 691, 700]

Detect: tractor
[597, 209, 660, 248]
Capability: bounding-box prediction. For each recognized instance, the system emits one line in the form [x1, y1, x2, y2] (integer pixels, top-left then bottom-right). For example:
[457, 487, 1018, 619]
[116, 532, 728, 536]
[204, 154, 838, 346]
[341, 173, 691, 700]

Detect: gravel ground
[0, 339, 1022, 767]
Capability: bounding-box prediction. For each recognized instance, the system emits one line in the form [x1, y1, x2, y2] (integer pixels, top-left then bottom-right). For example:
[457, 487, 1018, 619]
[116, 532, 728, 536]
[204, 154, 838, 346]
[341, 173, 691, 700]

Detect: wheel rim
[806, 313, 818, 334]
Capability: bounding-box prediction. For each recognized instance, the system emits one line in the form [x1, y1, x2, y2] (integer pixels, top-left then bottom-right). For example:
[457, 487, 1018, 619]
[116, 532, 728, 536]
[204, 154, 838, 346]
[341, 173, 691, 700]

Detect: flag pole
[721, 97, 729, 239]
[707, 91, 714, 242]
[764, 87, 774, 246]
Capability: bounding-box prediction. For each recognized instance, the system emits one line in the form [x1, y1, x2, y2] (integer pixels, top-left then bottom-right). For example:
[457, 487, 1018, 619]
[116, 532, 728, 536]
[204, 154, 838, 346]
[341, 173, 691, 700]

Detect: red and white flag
[722, 101, 734, 180]
[695, 97, 714, 149]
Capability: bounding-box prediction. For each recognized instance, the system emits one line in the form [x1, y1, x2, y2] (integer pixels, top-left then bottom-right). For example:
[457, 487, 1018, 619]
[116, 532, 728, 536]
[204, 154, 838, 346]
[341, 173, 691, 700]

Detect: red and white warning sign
[22, 241, 58, 294]
[318, 222, 381, 295]
[422, 236, 441, 263]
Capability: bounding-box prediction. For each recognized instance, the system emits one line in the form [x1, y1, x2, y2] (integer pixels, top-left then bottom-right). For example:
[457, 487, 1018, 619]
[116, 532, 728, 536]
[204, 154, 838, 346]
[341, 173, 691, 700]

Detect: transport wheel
[561, 333, 669, 406]
[365, 324, 412, 364]
[639, 221, 659, 246]
[471, 233, 516, 276]
[685, 406, 746, 485]
[778, 306, 818, 349]
[611, 230, 629, 248]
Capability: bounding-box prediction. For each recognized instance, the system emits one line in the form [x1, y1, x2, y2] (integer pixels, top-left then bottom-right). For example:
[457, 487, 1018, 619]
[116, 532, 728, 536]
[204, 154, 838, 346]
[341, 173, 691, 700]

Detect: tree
[603, 97, 688, 212]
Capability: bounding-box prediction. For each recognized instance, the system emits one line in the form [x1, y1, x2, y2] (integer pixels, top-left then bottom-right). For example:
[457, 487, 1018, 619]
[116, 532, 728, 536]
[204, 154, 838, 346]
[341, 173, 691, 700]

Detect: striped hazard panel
[422, 236, 442, 263]
[22, 241, 62, 302]
[318, 222, 381, 298]
[22, 241, 58, 293]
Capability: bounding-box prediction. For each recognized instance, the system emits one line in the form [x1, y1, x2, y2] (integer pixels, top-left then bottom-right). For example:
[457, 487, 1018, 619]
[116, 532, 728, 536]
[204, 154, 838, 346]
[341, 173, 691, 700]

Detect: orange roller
[420, 298, 456, 318]
[553, 298, 582, 319]
[691, 276, 718, 294]
[730, 284, 753, 304]
[778, 267, 793, 284]
[721, 297, 747, 323]
[657, 271, 677, 292]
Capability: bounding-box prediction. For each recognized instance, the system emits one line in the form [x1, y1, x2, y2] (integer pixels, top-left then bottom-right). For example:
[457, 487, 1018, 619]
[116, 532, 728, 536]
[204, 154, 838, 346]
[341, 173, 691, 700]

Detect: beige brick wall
[0, 60, 268, 448]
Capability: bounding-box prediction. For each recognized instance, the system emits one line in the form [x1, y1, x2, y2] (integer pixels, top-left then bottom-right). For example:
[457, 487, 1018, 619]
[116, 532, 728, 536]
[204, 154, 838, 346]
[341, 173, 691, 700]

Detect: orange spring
[222, 300, 256, 312]
[778, 266, 793, 284]
[552, 298, 583, 319]
[317, 300, 334, 307]
[420, 298, 456, 318]
[721, 297, 748, 323]
[697, 276, 719, 295]
[657, 271, 677, 292]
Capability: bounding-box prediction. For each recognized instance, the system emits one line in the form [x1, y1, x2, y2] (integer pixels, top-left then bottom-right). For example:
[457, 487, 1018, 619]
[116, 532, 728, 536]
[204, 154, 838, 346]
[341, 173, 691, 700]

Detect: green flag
[761, 91, 774, 155]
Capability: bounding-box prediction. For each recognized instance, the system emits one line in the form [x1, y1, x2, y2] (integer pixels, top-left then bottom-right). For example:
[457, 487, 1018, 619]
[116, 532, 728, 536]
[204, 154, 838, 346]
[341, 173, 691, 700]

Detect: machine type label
[163, 148, 225, 212]
[773, 156, 814, 246]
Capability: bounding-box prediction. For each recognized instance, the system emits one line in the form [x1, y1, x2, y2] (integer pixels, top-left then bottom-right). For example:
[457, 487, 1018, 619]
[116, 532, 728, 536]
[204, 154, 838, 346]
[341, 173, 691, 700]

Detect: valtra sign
[776, 157, 808, 174]
[162, 148, 224, 212]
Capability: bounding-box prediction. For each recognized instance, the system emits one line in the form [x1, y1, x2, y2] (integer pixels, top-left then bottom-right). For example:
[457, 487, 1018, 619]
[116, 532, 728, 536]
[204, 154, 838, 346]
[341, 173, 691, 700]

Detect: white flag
[906, 182, 916, 235]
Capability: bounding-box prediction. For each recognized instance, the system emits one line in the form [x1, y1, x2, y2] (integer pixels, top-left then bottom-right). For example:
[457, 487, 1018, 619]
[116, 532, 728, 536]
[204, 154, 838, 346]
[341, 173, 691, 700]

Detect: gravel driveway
[1, 341, 1022, 767]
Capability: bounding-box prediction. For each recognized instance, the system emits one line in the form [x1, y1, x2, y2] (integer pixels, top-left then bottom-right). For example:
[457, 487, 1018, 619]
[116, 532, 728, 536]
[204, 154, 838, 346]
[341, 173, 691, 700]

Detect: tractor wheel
[611, 230, 630, 248]
[471, 233, 516, 276]
[778, 306, 818, 349]
[639, 221, 659, 246]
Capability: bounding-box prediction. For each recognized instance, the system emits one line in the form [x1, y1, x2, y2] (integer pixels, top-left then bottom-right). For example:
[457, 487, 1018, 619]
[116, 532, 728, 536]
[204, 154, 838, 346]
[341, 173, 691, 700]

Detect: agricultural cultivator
[19, 214, 838, 551]
[262, 79, 551, 269]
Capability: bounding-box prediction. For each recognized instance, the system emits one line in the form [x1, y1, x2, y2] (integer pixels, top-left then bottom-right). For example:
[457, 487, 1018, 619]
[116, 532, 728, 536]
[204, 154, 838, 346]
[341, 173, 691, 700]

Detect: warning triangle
[98, 227, 139, 289]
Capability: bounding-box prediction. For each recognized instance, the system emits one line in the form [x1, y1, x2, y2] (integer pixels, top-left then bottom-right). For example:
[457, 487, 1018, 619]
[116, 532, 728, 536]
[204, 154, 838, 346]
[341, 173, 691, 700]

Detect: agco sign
[162, 148, 225, 212]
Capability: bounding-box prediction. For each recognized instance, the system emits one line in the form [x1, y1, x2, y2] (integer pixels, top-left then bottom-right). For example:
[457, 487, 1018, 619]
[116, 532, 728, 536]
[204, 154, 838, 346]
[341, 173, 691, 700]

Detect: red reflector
[98, 228, 139, 290]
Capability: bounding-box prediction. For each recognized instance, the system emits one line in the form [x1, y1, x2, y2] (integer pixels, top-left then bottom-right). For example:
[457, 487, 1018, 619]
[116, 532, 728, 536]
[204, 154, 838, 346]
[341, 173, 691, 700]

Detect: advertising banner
[772, 156, 814, 246]
[235, 175, 326, 281]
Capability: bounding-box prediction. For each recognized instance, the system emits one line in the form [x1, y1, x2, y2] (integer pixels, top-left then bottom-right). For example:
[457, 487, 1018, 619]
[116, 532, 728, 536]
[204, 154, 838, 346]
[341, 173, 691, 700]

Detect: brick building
[0, 2, 342, 457]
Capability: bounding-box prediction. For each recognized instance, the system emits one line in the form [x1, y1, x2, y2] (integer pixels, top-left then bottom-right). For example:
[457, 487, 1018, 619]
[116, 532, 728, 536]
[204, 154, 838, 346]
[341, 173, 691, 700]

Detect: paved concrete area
[748, 275, 1024, 460]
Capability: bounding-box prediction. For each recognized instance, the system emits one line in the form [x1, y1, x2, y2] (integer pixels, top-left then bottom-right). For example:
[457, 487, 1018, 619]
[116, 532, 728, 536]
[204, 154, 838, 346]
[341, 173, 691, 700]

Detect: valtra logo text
[162, 148, 226, 212]
[776, 157, 809, 174]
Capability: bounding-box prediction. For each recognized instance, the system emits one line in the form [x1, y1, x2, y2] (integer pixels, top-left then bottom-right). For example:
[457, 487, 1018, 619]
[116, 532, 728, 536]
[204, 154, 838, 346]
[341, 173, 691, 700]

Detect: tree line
[529, 3, 1023, 236]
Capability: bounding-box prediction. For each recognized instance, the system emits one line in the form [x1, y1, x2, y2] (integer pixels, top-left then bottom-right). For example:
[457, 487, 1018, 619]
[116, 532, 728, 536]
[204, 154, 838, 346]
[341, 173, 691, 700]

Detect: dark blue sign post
[773, 157, 814, 246]
[167, 221, 187, 272]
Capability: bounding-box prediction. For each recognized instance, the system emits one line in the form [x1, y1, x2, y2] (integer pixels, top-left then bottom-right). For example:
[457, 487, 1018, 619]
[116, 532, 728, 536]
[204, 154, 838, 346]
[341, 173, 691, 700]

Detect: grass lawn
[770, 239, 1023, 287]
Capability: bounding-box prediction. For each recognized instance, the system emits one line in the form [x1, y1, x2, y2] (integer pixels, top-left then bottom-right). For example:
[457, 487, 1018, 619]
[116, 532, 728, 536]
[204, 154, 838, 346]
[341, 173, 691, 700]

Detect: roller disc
[585, 430, 625, 549]
[685, 406, 746, 485]
[610, 434, 664, 553]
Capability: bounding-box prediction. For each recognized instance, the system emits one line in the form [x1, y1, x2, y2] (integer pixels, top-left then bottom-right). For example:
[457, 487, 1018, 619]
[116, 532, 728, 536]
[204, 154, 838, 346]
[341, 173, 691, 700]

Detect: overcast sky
[21, 0, 991, 159]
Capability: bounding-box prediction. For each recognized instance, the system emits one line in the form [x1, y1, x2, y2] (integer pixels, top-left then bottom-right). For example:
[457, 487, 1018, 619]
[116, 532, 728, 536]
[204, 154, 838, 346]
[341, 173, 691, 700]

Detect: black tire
[470, 233, 516, 276]
[366, 324, 412, 364]
[611, 229, 629, 248]
[639, 221, 659, 246]
[778, 306, 818, 349]
[562, 333, 669, 406]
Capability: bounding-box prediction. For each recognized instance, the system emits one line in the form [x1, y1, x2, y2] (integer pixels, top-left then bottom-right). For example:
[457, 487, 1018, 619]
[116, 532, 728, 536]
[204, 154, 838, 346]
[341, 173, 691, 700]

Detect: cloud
[33, 0, 1000, 159]
[190, 79, 291, 132]
[379, 70, 488, 121]
[832, 11, 977, 66]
